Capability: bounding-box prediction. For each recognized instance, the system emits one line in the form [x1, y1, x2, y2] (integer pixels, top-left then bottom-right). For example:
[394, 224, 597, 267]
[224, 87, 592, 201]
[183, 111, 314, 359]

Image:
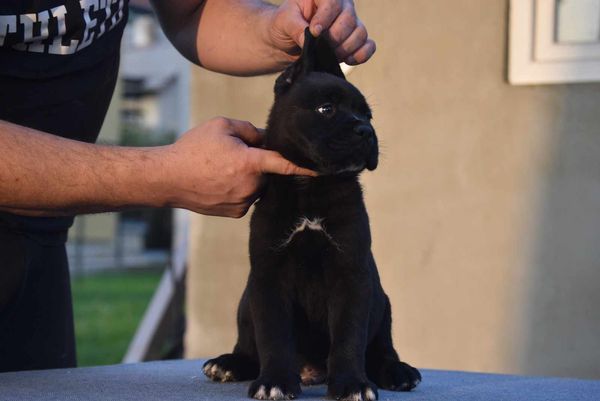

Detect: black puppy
[203, 29, 421, 401]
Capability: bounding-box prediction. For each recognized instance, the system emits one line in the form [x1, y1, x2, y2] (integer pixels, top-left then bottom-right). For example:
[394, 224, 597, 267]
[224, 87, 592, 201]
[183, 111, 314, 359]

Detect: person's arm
[0, 118, 315, 218]
[151, 0, 376, 76]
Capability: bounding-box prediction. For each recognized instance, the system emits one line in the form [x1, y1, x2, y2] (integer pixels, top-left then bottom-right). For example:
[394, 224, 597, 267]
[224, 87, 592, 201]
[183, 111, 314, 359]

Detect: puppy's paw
[248, 373, 301, 400]
[327, 375, 378, 401]
[375, 361, 421, 392]
[203, 353, 259, 382]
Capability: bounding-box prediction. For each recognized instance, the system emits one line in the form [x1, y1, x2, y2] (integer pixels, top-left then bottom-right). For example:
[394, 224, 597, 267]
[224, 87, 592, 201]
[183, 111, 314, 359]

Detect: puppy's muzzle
[354, 124, 374, 138]
[353, 124, 378, 171]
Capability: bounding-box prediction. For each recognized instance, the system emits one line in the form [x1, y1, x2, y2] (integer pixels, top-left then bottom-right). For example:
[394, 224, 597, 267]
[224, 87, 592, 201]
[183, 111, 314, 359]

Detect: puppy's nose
[354, 125, 374, 138]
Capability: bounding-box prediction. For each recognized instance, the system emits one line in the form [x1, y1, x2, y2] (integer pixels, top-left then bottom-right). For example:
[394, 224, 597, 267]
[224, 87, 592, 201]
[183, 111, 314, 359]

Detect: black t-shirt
[0, 0, 129, 142]
[0, 0, 129, 231]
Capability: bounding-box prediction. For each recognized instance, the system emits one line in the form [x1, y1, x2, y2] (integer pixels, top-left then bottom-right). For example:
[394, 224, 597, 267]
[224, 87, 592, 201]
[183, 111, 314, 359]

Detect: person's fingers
[285, 6, 310, 48]
[248, 148, 318, 176]
[214, 117, 264, 146]
[294, 26, 307, 49]
[334, 21, 368, 61]
[232, 204, 252, 219]
[247, 175, 267, 205]
[345, 38, 376, 65]
[326, 7, 357, 48]
[198, 204, 250, 219]
[309, 0, 344, 37]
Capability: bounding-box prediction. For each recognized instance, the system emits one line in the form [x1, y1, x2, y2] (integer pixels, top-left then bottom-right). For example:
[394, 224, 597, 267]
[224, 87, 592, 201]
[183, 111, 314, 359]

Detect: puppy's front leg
[247, 275, 301, 400]
[327, 280, 378, 401]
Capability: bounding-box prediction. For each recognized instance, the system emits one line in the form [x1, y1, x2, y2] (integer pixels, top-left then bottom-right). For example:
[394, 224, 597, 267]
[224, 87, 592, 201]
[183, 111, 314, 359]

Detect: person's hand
[268, 0, 376, 65]
[158, 117, 316, 218]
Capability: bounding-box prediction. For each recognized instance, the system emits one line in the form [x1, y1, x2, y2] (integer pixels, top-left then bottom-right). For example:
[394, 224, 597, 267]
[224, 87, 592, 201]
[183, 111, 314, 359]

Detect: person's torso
[0, 0, 129, 143]
[0, 0, 130, 231]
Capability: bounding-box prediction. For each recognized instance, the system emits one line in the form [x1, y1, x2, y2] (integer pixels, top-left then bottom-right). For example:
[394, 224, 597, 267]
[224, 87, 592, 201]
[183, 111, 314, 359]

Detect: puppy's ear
[274, 58, 304, 96]
[274, 28, 345, 96]
[312, 30, 345, 79]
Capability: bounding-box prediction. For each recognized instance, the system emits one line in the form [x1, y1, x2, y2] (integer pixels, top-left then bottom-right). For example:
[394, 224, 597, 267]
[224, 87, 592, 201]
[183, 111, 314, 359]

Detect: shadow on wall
[521, 84, 600, 379]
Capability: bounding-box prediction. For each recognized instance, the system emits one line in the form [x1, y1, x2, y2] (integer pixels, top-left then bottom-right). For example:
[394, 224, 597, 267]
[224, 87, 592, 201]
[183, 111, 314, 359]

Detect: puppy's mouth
[365, 142, 379, 171]
[334, 163, 366, 174]
[327, 134, 379, 175]
[290, 124, 379, 176]
[324, 148, 378, 175]
[331, 155, 377, 175]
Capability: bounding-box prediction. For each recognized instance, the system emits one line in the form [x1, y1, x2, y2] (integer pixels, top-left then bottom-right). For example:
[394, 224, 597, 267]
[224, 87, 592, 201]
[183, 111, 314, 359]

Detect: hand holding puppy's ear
[269, 0, 375, 65]
[274, 28, 345, 95]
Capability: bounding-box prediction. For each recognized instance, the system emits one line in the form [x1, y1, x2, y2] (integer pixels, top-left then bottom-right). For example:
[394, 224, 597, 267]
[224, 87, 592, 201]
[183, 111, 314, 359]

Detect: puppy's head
[265, 28, 378, 175]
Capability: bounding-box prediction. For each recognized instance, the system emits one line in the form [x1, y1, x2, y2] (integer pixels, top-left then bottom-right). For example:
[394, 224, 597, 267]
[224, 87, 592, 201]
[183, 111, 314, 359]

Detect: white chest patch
[279, 217, 339, 249]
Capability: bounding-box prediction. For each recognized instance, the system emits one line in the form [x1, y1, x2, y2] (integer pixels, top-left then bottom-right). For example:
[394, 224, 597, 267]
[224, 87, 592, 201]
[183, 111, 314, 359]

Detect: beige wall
[186, 0, 600, 379]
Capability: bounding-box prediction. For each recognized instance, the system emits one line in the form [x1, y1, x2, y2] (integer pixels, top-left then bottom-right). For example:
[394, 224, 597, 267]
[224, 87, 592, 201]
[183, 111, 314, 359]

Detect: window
[509, 0, 600, 84]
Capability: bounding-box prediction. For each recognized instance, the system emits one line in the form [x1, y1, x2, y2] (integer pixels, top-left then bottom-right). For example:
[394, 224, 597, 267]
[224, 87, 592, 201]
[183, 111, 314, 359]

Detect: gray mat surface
[1, 359, 599, 401]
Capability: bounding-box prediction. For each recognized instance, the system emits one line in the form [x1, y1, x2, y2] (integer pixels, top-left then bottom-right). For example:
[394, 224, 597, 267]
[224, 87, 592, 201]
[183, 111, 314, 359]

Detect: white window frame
[509, 0, 600, 85]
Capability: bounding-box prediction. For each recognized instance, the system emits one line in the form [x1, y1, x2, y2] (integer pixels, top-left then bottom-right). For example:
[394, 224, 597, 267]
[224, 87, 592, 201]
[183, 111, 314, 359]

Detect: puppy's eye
[316, 103, 335, 117]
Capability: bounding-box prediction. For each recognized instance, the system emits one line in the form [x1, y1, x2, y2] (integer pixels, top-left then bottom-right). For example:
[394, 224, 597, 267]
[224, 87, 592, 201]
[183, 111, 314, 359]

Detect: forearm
[0, 120, 168, 216]
[153, 0, 290, 76]
[197, 0, 290, 75]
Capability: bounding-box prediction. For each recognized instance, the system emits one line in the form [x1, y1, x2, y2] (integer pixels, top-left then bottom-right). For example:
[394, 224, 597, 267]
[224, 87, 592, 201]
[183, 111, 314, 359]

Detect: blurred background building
[184, 0, 600, 380]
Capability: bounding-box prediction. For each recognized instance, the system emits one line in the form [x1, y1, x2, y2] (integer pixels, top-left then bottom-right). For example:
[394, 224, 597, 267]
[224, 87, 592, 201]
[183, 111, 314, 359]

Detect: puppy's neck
[273, 173, 359, 190]
[292, 173, 359, 188]
[265, 174, 363, 212]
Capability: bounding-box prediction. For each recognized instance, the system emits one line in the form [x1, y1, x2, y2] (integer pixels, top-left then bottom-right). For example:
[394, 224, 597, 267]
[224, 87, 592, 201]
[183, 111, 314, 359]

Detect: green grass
[71, 270, 163, 367]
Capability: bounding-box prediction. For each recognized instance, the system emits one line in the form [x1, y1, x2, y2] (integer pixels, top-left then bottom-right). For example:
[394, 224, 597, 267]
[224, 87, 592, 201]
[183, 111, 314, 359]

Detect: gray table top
[1, 359, 599, 401]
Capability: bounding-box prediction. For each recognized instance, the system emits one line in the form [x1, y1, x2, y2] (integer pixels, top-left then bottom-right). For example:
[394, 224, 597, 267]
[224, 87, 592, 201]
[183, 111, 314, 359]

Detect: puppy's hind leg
[203, 289, 260, 382]
[365, 296, 421, 392]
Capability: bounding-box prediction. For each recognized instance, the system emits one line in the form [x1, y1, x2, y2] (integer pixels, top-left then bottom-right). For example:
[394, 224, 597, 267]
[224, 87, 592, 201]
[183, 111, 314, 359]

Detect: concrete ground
[1, 359, 599, 401]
